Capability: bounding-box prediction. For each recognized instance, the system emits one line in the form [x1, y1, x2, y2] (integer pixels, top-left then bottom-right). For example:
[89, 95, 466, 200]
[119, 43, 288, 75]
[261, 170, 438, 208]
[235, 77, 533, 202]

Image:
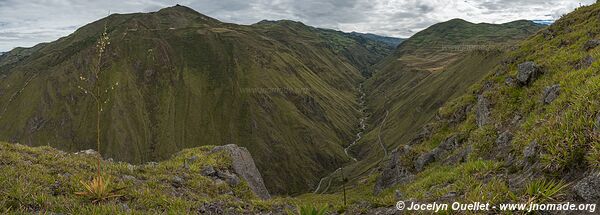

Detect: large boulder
[573, 172, 600, 202]
[542, 84, 560, 104]
[516, 62, 542, 86]
[210, 144, 271, 199]
[476, 95, 491, 128]
[374, 147, 414, 195]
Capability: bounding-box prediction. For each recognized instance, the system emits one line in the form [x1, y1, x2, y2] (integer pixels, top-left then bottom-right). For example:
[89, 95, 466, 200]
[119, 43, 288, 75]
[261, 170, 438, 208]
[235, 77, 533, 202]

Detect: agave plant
[75, 175, 123, 203]
[288, 205, 328, 215]
[524, 179, 568, 204]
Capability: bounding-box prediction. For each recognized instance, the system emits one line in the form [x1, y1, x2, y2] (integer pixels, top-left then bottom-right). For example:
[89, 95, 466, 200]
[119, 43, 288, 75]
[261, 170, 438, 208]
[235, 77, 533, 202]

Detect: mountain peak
[157, 4, 198, 14]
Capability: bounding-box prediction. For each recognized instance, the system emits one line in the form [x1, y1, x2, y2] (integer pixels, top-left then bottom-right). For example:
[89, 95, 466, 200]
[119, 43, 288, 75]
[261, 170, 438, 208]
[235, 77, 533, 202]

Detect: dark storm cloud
[0, 0, 594, 51]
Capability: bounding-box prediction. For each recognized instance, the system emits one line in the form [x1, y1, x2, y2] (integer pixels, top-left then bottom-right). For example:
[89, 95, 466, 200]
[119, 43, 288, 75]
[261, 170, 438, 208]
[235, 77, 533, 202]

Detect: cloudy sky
[0, 0, 594, 51]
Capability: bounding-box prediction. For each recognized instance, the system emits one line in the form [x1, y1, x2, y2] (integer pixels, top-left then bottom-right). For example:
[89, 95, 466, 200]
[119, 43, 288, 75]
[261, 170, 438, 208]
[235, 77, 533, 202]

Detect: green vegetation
[0, 5, 394, 194]
[0, 1, 598, 213]
[289, 205, 328, 215]
[306, 2, 598, 213]
[0, 142, 277, 214]
[524, 179, 568, 204]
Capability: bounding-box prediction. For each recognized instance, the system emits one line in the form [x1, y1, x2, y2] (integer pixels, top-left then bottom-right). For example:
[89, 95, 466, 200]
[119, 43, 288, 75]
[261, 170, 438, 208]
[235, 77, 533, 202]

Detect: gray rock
[50, 181, 62, 196]
[495, 131, 513, 146]
[121, 204, 131, 213]
[476, 95, 491, 128]
[542, 29, 554, 39]
[198, 201, 225, 214]
[216, 170, 240, 186]
[439, 134, 462, 151]
[505, 76, 517, 87]
[573, 172, 600, 202]
[583, 39, 600, 51]
[210, 144, 271, 199]
[511, 114, 523, 125]
[450, 105, 471, 124]
[523, 141, 539, 164]
[172, 176, 184, 188]
[201, 165, 217, 176]
[122, 175, 137, 181]
[575, 55, 595, 70]
[374, 148, 414, 195]
[75, 149, 98, 156]
[395, 190, 403, 201]
[517, 61, 542, 86]
[415, 151, 436, 172]
[410, 125, 432, 145]
[188, 155, 199, 163]
[444, 145, 472, 165]
[542, 84, 560, 104]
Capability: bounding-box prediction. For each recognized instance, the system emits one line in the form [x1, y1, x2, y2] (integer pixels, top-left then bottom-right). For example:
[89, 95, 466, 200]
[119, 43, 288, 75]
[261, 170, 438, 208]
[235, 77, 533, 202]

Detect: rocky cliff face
[210, 144, 270, 199]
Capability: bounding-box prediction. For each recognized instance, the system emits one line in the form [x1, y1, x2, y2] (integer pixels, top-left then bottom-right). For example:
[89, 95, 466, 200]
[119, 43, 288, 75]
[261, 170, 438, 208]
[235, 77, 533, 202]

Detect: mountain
[1, 2, 598, 213]
[0, 5, 394, 194]
[398, 19, 544, 52]
[308, 18, 545, 193]
[349, 32, 405, 48]
[299, 3, 600, 213]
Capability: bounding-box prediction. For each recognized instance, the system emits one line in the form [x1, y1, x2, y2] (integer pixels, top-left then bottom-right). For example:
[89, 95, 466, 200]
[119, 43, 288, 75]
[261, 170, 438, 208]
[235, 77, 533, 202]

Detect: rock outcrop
[583, 39, 600, 51]
[495, 131, 513, 146]
[476, 95, 491, 128]
[211, 144, 271, 199]
[542, 84, 560, 104]
[517, 61, 542, 86]
[414, 134, 464, 171]
[575, 55, 595, 70]
[573, 172, 600, 202]
[523, 141, 539, 165]
[374, 147, 414, 195]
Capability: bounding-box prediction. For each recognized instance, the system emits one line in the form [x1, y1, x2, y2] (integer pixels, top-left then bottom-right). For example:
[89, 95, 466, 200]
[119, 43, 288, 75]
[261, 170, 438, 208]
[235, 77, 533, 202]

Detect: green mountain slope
[0, 5, 393, 194]
[298, 3, 600, 213]
[311, 18, 544, 193]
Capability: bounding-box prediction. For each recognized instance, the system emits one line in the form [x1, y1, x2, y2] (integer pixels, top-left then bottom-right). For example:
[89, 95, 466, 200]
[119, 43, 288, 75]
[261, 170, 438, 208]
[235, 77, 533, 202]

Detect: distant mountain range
[349, 32, 405, 48]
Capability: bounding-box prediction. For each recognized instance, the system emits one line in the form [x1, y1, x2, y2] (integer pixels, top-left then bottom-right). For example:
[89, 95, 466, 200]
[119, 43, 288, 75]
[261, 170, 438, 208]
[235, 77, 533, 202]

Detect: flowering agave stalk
[76, 25, 121, 202]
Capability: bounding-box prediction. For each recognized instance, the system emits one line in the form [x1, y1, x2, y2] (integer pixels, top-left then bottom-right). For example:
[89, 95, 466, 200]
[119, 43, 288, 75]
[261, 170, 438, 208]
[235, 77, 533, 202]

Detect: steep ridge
[366, 2, 600, 207]
[297, 3, 599, 213]
[0, 5, 394, 194]
[360, 19, 545, 168]
[309, 19, 545, 193]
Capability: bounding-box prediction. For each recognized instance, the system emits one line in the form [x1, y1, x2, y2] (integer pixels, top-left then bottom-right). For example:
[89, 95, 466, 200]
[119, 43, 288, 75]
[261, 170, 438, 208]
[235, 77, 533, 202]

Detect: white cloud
[0, 0, 595, 51]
